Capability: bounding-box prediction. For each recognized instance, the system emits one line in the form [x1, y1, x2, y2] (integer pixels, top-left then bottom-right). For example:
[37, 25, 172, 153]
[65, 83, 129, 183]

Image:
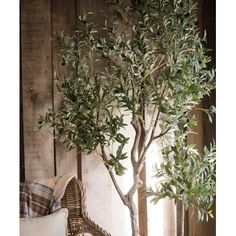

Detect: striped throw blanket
[20, 174, 75, 218]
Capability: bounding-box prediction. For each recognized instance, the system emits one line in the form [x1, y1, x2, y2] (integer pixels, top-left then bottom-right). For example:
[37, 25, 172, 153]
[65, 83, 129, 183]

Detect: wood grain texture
[187, 0, 216, 235]
[138, 127, 148, 236]
[21, 0, 54, 181]
[51, 0, 78, 177]
[177, 201, 188, 236]
[187, 104, 204, 235]
[77, 0, 109, 36]
[138, 164, 148, 236]
[76, 0, 110, 180]
[20, 10, 25, 182]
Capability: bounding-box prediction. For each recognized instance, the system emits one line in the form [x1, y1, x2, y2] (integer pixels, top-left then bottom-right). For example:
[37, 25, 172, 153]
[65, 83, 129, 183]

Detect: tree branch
[136, 125, 171, 174]
[126, 173, 142, 199]
[149, 62, 166, 77]
[144, 84, 167, 148]
[101, 146, 129, 206]
[136, 85, 168, 170]
[131, 117, 141, 165]
[136, 142, 151, 172]
[145, 55, 166, 79]
[153, 127, 171, 140]
[127, 117, 145, 199]
[147, 105, 158, 135]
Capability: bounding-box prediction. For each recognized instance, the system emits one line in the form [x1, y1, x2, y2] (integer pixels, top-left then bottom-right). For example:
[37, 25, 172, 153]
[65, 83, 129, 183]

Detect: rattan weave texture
[61, 177, 111, 236]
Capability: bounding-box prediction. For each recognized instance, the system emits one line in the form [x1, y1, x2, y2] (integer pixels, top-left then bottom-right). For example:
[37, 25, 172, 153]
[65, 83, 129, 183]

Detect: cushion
[20, 208, 68, 236]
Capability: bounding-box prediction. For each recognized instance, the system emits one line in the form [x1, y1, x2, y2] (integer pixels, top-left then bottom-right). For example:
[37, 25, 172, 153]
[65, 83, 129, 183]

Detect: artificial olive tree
[39, 0, 215, 235]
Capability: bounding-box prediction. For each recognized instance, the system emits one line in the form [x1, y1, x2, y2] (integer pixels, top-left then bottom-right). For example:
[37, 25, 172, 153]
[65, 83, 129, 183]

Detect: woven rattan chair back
[61, 177, 111, 236]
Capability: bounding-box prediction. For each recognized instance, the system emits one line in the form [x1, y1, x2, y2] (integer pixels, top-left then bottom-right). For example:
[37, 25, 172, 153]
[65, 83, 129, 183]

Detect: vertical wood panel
[177, 201, 188, 236]
[51, 0, 78, 177]
[20, 77, 25, 183]
[187, 107, 204, 236]
[76, 0, 109, 181]
[20, 1, 25, 182]
[138, 165, 148, 236]
[198, 0, 216, 235]
[138, 129, 148, 236]
[77, 0, 110, 32]
[188, 0, 216, 235]
[21, 0, 54, 181]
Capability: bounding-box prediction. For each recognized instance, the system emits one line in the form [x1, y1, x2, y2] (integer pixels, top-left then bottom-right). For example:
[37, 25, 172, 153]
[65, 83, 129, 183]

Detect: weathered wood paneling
[187, 0, 216, 236]
[138, 164, 148, 236]
[138, 129, 148, 236]
[21, 0, 54, 181]
[51, 0, 78, 177]
[187, 104, 204, 236]
[20, 31, 25, 182]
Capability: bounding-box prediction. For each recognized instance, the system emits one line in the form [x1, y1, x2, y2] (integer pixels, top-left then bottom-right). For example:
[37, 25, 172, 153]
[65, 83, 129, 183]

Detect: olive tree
[39, 0, 216, 235]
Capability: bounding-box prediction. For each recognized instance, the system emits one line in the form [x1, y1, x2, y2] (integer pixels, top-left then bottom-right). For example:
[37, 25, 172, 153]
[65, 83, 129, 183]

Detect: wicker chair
[61, 177, 111, 236]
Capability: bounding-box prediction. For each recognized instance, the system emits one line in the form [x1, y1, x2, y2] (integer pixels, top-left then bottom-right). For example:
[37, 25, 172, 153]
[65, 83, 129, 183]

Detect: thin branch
[126, 175, 142, 199]
[136, 141, 151, 171]
[149, 62, 166, 76]
[149, 109, 160, 140]
[131, 117, 141, 165]
[137, 121, 170, 170]
[153, 127, 171, 140]
[147, 105, 158, 134]
[146, 84, 167, 144]
[127, 118, 145, 199]
[131, 79, 136, 106]
[136, 85, 167, 170]
[145, 83, 166, 141]
[101, 146, 129, 206]
[145, 55, 166, 79]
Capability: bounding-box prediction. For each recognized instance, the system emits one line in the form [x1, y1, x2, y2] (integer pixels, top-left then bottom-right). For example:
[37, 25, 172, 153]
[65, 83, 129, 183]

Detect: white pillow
[20, 208, 68, 236]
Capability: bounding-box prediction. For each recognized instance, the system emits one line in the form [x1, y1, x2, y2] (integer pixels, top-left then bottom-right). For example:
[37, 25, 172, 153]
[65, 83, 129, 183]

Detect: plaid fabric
[20, 182, 59, 218]
[20, 175, 76, 218]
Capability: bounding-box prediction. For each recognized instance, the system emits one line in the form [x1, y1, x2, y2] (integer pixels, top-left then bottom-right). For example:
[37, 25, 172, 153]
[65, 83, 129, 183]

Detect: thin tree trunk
[128, 197, 140, 236]
[126, 167, 143, 236]
[101, 146, 141, 235]
[179, 200, 185, 236]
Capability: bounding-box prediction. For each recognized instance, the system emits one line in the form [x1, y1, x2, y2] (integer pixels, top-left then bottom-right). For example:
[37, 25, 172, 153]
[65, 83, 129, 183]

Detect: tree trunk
[128, 198, 140, 236]
[101, 146, 141, 236]
[179, 200, 185, 236]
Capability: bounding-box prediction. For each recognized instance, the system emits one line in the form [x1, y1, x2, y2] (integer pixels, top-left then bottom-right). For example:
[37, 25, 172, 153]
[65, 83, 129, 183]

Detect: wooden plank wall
[20, 0, 82, 181]
[21, 0, 112, 182]
[21, 0, 55, 181]
[51, 0, 78, 177]
[187, 0, 216, 236]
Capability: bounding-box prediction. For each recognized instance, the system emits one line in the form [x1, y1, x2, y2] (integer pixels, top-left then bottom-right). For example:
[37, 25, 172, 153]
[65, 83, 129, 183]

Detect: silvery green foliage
[39, 0, 216, 215]
[147, 132, 216, 221]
